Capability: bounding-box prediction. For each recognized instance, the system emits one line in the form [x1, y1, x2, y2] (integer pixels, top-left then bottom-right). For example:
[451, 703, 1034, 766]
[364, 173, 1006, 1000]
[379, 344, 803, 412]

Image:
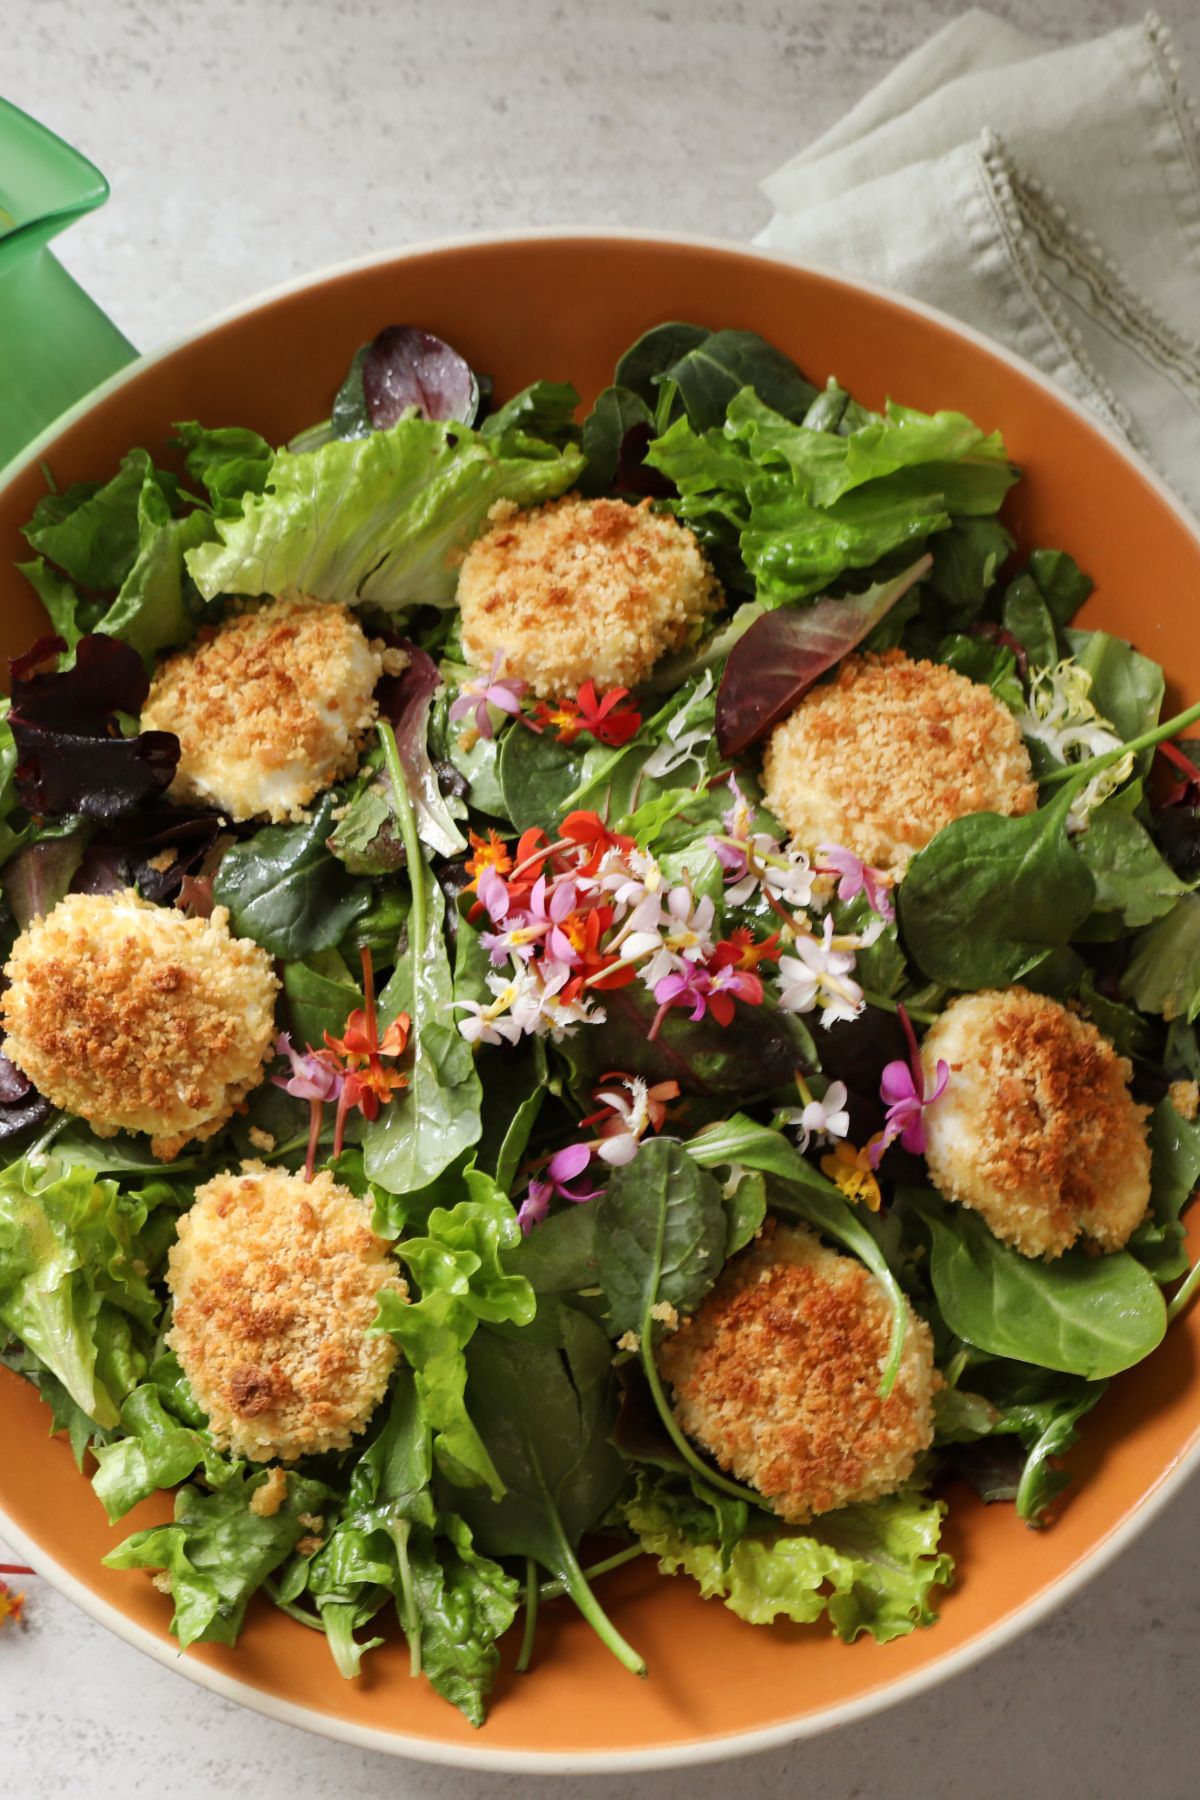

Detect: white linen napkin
[756, 9, 1200, 514]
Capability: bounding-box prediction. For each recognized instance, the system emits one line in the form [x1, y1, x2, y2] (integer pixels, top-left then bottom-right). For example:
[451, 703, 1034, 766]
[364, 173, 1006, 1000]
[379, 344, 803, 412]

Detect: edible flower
[464, 827, 513, 892]
[775, 916, 865, 1028]
[449, 649, 527, 739]
[532, 680, 642, 747]
[1017, 658, 1134, 830]
[0, 1574, 27, 1629]
[517, 1141, 603, 1234]
[820, 1138, 883, 1211]
[583, 1073, 680, 1164]
[817, 843, 895, 923]
[778, 1074, 850, 1153]
[868, 1004, 949, 1167]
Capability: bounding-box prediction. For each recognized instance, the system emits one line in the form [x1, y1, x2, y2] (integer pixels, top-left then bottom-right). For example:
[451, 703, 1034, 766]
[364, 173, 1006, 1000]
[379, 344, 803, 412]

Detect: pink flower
[272, 1033, 344, 1102]
[868, 1005, 949, 1166]
[817, 843, 895, 923]
[705, 962, 763, 1027]
[648, 965, 712, 1039]
[449, 650, 527, 739]
[517, 1141, 602, 1234]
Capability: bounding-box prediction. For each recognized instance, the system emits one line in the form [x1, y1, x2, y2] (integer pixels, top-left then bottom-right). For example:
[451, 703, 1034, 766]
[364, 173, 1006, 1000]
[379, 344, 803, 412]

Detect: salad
[1, 317, 1198, 1727]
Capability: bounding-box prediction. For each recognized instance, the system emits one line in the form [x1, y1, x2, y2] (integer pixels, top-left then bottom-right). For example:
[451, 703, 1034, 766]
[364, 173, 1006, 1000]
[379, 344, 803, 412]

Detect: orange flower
[465, 828, 513, 892]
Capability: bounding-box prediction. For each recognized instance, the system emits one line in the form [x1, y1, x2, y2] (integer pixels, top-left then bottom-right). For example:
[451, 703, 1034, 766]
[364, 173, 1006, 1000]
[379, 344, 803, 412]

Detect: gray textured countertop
[4, 2, 1199, 1795]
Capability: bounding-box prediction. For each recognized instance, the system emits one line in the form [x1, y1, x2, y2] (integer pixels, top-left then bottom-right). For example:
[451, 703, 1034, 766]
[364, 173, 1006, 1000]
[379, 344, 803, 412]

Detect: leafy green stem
[1167, 1254, 1200, 1324]
[545, 1513, 646, 1678]
[536, 1542, 647, 1602]
[388, 1520, 422, 1678]
[1038, 698, 1200, 788]
[379, 720, 426, 953]
[639, 1306, 765, 1509]
[263, 1578, 325, 1632]
[516, 1558, 539, 1674]
[861, 988, 937, 1027]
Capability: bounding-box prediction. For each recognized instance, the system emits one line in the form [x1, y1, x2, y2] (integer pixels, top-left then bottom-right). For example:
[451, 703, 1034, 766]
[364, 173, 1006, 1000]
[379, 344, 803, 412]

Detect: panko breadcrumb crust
[140, 593, 384, 823]
[920, 987, 1152, 1260]
[1, 891, 278, 1159]
[457, 494, 721, 695]
[762, 648, 1037, 871]
[167, 1164, 405, 1463]
[657, 1222, 937, 1523]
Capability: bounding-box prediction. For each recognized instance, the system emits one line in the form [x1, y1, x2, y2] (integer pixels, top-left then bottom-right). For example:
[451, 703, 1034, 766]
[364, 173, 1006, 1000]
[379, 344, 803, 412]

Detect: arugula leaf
[593, 1137, 726, 1338]
[105, 1467, 333, 1648]
[624, 1471, 952, 1643]
[0, 1156, 166, 1427]
[898, 788, 1096, 989]
[213, 792, 374, 959]
[186, 415, 584, 609]
[453, 1302, 644, 1675]
[904, 1189, 1166, 1379]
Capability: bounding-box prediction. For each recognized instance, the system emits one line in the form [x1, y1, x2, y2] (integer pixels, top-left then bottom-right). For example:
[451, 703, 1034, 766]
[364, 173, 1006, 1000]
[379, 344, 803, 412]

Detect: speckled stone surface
[3, 2, 1199, 1794]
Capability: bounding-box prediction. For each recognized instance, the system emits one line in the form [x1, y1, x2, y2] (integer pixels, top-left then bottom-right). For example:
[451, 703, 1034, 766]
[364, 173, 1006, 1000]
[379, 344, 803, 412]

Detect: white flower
[642, 671, 715, 783]
[508, 962, 606, 1041]
[760, 846, 816, 910]
[775, 917, 864, 1028]
[591, 845, 665, 910]
[456, 972, 526, 1046]
[779, 1079, 851, 1152]
[636, 886, 716, 988]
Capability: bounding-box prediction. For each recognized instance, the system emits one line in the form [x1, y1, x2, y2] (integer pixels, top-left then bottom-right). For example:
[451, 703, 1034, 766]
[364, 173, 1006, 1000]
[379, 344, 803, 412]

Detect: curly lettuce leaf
[647, 387, 1015, 608]
[624, 1473, 952, 1644]
[373, 1167, 535, 1496]
[0, 1157, 169, 1428]
[186, 416, 584, 609]
[91, 1383, 235, 1522]
[105, 1466, 333, 1648]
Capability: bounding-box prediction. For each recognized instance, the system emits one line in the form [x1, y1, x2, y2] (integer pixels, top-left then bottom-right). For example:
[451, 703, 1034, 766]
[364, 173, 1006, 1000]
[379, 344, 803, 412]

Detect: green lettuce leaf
[90, 1383, 235, 1522]
[105, 1466, 333, 1648]
[374, 1167, 535, 1496]
[186, 416, 584, 609]
[624, 1472, 952, 1644]
[173, 421, 273, 517]
[0, 1157, 169, 1428]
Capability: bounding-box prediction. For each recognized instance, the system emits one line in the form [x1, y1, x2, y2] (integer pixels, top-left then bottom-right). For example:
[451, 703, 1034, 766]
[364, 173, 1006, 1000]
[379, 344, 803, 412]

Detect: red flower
[464, 828, 513, 892]
[560, 810, 635, 875]
[531, 681, 642, 748]
[710, 927, 782, 973]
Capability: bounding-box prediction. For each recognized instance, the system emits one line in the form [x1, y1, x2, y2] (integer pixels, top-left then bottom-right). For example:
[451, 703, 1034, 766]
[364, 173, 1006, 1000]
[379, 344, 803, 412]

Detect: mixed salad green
[2, 319, 1199, 1726]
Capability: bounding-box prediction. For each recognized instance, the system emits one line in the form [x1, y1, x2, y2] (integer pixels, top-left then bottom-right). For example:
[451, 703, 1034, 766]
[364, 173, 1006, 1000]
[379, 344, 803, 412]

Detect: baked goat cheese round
[457, 494, 721, 696]
[762, 648, 1037, 872]
[920, 987, 1151, 1259]
[1, 891, 278, 1159]
[140, 594, 384, 823]
[656, 1221, 937, 1523]
[167, 1165, 405, 1462]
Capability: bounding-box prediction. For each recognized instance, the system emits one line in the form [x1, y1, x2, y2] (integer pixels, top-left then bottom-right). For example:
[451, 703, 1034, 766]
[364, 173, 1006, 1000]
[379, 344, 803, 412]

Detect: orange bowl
[1, 232, 1198, 1773]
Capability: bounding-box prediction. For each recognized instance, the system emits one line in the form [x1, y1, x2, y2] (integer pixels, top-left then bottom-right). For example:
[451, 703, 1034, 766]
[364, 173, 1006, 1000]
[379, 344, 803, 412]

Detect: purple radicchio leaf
[380, 644, 467, 859]
[0, 977, 50, 1139]
[9, 634, 180, 821]
[3, 829, 89, 930]
[715, 554, 932, 758]
[362, 326, 479, 429]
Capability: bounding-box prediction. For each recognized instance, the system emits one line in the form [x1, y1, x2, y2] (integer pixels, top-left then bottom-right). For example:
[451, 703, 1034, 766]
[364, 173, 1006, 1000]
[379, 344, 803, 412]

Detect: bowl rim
[2, 223, 1198, 1775]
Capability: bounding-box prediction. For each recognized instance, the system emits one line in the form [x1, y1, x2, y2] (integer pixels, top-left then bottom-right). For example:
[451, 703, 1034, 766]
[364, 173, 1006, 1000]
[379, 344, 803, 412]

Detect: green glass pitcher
[0, 98, 137, 472]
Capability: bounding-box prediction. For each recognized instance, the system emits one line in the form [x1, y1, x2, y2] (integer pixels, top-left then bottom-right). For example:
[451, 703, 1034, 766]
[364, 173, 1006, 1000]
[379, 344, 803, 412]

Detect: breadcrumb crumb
[457, 494, 721, 695]
[141, 594, 384, 824]
[1, 891, 278, 1159]
[1169, 1079, 1199, 1123]
[248, 1466, 288, 1517]
[248, 1127, 277, 1153]
[762, 649, 1037, 871]
[167, 1164, 406, 1463]
[921, 987, 1151, 1259]
[657, 1221, 937, 1523]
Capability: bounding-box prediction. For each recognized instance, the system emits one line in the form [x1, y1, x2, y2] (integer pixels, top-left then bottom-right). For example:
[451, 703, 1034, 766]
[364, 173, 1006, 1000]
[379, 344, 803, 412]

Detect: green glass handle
[0, 98, 138, 474]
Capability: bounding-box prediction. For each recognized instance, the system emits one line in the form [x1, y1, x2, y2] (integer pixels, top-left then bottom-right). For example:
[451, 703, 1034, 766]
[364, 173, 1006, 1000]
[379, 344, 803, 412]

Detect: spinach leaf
[1128, 1097, 1200, 1281]
[593, 1137, 727, 1338]
[927, 517, 1013, 628]
[497, 722, 588, 837]
[90, 1383, 230, 1522]
[935, 633, 1023, 710]
[453, 1303, 644, 1675]
[1073, 804, 1190, 930]
[898, 787, 1096, 989]
[938, 1361, 1105, 1522]
[1002, 573, 1057, 669]
[1065, 628, 1164, 748]
[904, 1189, 1166, 1378]
[614, 322, 710, 406]
[105, 1467, 333, 1648]
[1027, 548, 1093, 628]
[475, 1037, 549, 1196]
[580, 385, 655, 494]
[1120, 895, 1200, 1024]
[480, 379, 581, 445]
[661, 330, 819, 431]
[503, 1203, 600, 1295]
[282, 949, 362, 1050]
[213, 792, 374, 959]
